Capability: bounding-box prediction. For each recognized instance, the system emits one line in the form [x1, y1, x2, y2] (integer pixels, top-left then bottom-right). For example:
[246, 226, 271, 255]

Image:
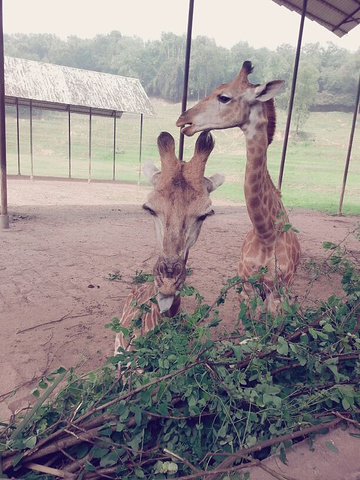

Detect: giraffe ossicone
[177, 61, 301, 313]
[114, 131, 224, 356]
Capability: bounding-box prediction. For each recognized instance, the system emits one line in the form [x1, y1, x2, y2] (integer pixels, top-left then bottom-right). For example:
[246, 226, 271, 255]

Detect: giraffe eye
[197, 210, 214, 222]
[143, 205, 157, 216]
[218, 95, 231, 104]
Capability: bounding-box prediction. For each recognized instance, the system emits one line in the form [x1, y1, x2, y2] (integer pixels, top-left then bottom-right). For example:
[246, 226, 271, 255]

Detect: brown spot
[253, 213, 263, 223]
[252, 156, 263, 169]
[261, 230, 276, 241]
[249, 173, 258, 185]
[248, 145, 256, 155]
[271, 206, 278, 218]
[250, 196, 261, 209]
[257, 222, 268, 234]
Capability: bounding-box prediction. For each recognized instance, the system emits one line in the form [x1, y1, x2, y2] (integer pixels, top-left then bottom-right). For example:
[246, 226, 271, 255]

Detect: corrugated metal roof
[4, 56, 155, 117]
[272, 0, 360, 37]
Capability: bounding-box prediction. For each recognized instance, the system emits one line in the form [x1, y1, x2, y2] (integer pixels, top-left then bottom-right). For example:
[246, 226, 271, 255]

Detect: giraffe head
[142, 131, 224, 313]
[176, 61, 284, 144]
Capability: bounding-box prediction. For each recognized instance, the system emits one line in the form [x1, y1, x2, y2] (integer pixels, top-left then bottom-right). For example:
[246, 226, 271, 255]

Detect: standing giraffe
[115, 131, 224, 354]
[176, 61, 301, 313]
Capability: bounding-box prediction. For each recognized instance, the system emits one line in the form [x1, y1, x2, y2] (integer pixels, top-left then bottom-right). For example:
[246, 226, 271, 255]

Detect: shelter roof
[272, 0, 360, 37]
[4, 56, 155, 117]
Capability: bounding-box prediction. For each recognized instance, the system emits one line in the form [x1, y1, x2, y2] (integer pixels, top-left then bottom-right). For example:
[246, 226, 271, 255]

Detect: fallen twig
[204, 417, 342, 480]
[16, 312, 92, 334]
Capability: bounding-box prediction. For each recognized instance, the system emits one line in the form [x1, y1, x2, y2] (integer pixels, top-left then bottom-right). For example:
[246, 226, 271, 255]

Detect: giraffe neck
[241, 108, 288, 243]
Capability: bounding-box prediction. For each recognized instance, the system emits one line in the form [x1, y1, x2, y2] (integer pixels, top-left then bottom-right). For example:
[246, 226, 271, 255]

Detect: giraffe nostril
[159, 261, 167, 277]
[173, 262, 183, 278]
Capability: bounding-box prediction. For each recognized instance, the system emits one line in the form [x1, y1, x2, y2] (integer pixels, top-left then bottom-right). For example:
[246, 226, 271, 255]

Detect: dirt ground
[1, 177, 359, 423]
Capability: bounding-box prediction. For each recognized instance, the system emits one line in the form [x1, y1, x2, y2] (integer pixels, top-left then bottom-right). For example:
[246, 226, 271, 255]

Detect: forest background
[4, 31, 360, 131]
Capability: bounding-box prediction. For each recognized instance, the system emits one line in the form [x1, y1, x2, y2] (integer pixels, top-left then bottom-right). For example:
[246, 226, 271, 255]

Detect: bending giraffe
[115, 131, 224, 355]
[176, 61, 301, 313]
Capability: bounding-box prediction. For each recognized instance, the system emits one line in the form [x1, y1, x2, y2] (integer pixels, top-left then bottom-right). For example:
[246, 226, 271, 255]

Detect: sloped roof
[272, 0, 360, 37]
[4, 56, 155, 117]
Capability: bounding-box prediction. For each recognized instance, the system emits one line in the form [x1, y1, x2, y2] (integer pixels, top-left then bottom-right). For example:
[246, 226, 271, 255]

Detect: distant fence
[5, 106, 147, 184]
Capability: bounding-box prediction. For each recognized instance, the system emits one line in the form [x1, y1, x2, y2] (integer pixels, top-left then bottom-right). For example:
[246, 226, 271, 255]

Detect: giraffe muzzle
[154, 258, 187, 297]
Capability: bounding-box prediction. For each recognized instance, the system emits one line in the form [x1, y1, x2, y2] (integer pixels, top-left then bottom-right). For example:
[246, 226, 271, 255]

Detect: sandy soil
[1, 177, 359, 420]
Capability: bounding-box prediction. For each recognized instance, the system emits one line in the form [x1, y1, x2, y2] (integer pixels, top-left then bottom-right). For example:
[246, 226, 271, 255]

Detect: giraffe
[176, 61, 301, 313]
[114, 130, 224, 355]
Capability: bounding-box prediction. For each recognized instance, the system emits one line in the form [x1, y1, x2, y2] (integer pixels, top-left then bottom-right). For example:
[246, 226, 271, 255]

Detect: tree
[293, 61, 320, 133]
[190, 37, 231, 99]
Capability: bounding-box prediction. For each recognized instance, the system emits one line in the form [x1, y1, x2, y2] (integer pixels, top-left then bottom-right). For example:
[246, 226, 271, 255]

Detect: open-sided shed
[4, 56, 154, 117]
[4, 55, 155, 181]
[0, 47, 155, 228]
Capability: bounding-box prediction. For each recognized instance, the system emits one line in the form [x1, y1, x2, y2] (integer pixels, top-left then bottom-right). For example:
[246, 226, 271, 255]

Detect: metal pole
[68, 106, 71, 178]
[138, 113, 143, 185]
[16, 99, 20, 175]
[338, 73, 360, 215]
[0, 0, 8, 228]
[30, 100, 34, 179]
[278, 0, 308, 189]
[88, 108, 92, 182]
[179, 0, 194, 161]
[112, 112, 116, 181]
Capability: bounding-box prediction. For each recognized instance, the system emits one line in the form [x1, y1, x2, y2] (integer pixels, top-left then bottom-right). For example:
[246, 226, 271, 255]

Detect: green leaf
[12, 452, 24, 468]
[76, 443, 89, 459]
[38, 379, 48, 389]
[157, 403, 169, 416]
[276, 336, 289, 355]
[134, 466, 146, 478]
[231, 345, 243, 361]
[166, 462, 178, 474]
[90, 446, 109, 459]
[134, 406, 142, 425]
[100, 451, 119, 468]
[84, 460, 97, 472]
[322, 241, 338, 250]
[98, 427, 113, 437]
[308, 327, 318, 339]
[31, 388, 40, 397]
[325, 441, 339, 454]
[279, 445, 288, 465]
[24, 435, 37, 449]
[51, 366, 67, 375]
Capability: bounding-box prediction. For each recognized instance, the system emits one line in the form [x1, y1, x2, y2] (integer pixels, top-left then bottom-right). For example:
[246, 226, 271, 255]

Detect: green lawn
[5, 99, 360, 215]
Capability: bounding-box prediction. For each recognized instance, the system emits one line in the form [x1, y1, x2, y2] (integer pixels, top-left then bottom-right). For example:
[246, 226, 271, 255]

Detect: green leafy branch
[1, 242, 359, 479]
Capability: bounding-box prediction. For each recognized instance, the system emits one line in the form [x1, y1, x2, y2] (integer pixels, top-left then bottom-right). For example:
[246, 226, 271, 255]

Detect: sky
[3, 0, 360, 52]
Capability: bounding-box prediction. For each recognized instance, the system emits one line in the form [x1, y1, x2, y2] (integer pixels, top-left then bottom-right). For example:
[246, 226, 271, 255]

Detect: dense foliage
[1, 241, 359, 479]
[4, 31, 359, 110]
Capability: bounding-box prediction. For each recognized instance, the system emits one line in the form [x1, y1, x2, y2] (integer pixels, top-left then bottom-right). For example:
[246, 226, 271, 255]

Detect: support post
[0, 0, 8, 228]
[278, 0, 308, 189]
[16, 99, 20, 175]
[88, 108, 92, 182]
[138, 113, 143, 185]
[30, 100, 34, 179]
[178, 0, 194, 161]
[113, 112, 116, 181]
[338, 73, 360, 215]
[68, 106, 71, 178]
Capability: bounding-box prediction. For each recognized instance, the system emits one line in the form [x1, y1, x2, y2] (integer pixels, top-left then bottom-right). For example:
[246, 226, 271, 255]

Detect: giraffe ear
[254, 80, 284, 102]
[142, 160, 161, 186]
[205, 173, 225, 192]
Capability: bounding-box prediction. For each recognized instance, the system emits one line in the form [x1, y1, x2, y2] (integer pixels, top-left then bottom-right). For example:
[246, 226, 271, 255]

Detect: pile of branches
[1, 243, 360, 479]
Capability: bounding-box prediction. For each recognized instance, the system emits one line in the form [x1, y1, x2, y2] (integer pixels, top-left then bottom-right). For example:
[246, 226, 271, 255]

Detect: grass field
[5, 98, 360, 215]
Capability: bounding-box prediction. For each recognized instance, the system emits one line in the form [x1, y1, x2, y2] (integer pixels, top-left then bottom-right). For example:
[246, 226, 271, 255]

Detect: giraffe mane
[265, 98, 276, 145]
